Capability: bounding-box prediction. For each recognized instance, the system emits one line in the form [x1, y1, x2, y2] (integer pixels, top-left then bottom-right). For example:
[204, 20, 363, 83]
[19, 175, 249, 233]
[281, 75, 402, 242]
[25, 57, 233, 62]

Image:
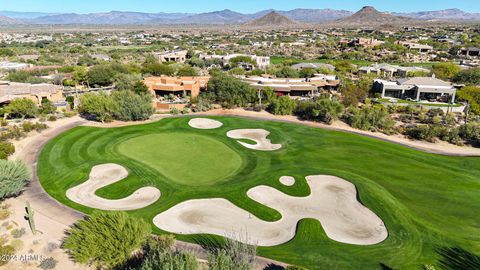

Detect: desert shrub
[21, 121, 34, 132]
[11, 227, 26, 238]
[268, 96, 296, 115]
[190, 93, 214, 112]
[295, 98, 344, 124]
[0, 244, 15, 266]
[63, 211, 151, 268]
[286, 266, 307, 270]
[206, 73, 257, 108]
[46, 242, 59, 253]
[170, 107, 179, 115]
[143, 235, 176, 254]
[0, 141, 15, 160]
[0, 160, 30, 199]
[135, 250, 198, 270]
[111, 90, 153, 121]
[405, 125, 439, 143]
[0, 204, 11, 220]
[181, 107, 190, 114]
[5, 98, 38, 119]
[38, 257, 58, 270]
[78, 92, 117, 123]
[207, 238, 256, 270]
[6, 125, 26, 140]
[40, 100, 56, 115]
[344, 105, 395, 133]
[459, 122, 480, 146]
[9, 239, 24, 251]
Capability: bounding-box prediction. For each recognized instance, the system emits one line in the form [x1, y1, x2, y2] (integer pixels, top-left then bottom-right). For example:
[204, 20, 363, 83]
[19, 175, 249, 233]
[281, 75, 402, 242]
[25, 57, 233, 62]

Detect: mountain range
[0, 7, 480, 25]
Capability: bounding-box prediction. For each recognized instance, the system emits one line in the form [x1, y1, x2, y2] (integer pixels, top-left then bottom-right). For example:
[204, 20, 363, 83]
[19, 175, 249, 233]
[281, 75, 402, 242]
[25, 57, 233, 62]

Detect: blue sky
[0, 0, 479, 14]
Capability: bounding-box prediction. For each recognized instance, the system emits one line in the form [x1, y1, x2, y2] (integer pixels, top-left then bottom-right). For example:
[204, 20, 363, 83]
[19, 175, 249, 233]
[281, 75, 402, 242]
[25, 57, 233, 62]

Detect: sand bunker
[188, 118, 223, 129]
[66, 163, 161, 211]
[279, 176, 295, 186]
[153, 175, 387, 246]
[226, 129, 282, 151]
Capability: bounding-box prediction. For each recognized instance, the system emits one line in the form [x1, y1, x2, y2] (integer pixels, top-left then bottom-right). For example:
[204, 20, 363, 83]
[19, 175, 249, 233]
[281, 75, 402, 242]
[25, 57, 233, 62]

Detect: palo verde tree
[5, 98, 38, 119]
[63, 211, 151, 269]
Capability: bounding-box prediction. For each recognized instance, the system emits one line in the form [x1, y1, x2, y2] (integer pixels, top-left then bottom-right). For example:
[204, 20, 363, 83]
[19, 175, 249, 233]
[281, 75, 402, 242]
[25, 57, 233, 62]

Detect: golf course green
[37, 116, 480, 270]
[117, 133, 244, 185]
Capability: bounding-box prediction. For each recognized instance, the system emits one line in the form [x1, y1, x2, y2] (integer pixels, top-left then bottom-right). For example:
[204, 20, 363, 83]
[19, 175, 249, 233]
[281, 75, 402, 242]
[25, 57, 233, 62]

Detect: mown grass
[37, 116, 480, 270]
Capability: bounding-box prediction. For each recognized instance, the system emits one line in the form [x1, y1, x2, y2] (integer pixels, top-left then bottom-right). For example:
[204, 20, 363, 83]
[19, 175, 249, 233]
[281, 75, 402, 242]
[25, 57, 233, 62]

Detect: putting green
[117, 133, 243, 186]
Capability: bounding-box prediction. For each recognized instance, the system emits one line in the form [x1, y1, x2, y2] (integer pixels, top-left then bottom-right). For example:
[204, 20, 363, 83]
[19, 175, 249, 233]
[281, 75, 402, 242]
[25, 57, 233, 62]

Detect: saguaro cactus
[25, 201, 37, 235]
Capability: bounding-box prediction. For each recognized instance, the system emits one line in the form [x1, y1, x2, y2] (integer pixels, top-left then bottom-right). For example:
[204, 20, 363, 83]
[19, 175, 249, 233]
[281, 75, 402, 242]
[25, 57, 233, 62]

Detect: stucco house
[373, 77, 457, 103]
[0, 81, 64, 106]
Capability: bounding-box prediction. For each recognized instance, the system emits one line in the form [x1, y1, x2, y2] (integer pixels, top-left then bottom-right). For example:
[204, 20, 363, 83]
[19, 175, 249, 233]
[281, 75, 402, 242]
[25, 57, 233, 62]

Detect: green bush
[295, 98, 344, 124]
[206, 73, 257, 108]
[63, 211, 151, 268]
[344, 105, 395, 133]
[111, 91, 154, 121]
[5, 98, 38, 119]
[78, 92, 117, 123]
[268, 96, 296, 115]
[0, 141, 15, 160]
[405, 125, 439, 143]
[459, 122, 480, 146]
[0, 160, 29, 199]
[207, 238, 256, 270]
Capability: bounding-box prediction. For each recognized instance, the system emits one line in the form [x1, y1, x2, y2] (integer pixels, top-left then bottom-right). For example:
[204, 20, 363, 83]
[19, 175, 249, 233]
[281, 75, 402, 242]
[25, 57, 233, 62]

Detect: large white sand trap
[226, 129, 281, 151]
[66, 163, 161, 211]
[188, 118, 223, 129]
[279, 176, 295, 186]
[153, 175, 387, 246]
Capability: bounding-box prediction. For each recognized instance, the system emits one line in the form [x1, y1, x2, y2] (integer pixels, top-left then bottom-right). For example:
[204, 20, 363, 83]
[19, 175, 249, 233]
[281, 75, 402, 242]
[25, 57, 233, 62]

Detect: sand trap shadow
[153, 175, 387, 246]
[66, 163, 161, 211]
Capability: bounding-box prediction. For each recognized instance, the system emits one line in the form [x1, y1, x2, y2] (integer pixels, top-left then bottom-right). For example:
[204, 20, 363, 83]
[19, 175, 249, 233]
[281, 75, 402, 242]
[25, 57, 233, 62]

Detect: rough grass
[37, 116, 480, 270]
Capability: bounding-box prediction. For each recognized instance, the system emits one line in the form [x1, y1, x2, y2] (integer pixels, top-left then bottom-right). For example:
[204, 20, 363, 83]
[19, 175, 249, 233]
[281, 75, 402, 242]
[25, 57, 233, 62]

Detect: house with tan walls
[0, 81, 64, 106]
[144, 76, 210, 110]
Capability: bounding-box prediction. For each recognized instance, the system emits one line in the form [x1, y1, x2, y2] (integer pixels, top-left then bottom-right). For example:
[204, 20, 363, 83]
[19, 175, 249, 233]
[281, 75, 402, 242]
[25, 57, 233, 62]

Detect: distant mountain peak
[244, 11, 297, 27]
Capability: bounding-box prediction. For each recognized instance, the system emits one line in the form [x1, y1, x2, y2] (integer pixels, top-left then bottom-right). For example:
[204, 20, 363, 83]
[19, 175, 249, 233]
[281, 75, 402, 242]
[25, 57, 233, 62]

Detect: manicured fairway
[37, 116, 480, 270]
[117, 133, 244, 185]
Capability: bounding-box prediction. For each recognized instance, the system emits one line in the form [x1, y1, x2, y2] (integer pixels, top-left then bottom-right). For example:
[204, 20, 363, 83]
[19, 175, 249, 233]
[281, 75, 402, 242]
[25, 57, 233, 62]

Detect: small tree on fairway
[0, 160, 30, 199]
[63, 211, 151, 269]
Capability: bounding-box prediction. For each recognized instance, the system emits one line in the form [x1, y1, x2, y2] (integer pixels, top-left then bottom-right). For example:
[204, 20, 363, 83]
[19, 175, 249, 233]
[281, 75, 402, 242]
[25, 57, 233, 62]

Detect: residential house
[239, 74, 340, 97]
[359, 63, 430, 78]
[0, 81, 64, 106]
[200, 53, 270, 70]
[154, 50, 188, 63]
[373, 77, 456, 103]
[458, 47, 480, 58]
